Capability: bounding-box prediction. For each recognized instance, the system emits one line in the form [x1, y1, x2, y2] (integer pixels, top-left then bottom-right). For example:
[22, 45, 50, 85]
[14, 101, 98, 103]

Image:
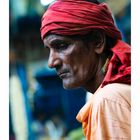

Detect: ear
[90, 31, 106, 54]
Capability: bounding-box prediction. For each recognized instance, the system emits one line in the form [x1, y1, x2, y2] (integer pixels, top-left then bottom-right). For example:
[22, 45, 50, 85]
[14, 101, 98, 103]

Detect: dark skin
[43, 32, 106, 93]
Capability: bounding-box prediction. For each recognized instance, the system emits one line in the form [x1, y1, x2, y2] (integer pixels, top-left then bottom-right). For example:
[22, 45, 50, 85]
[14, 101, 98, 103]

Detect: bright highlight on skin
[40, 0, 55, 6]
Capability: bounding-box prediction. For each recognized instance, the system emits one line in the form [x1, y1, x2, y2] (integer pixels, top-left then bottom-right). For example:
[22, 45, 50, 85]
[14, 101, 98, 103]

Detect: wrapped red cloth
[41, 0, 122, 40]
[102, 40, 131, 87]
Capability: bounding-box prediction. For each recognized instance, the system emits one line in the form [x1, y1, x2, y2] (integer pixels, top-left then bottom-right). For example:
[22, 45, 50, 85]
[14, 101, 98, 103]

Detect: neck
[85, 71, 105, 93]
[84, 56, 107, 94]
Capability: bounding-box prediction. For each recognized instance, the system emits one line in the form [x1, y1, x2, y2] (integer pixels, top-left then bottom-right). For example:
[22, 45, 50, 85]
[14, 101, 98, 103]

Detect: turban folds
[41, 0, 122, 39]
[102, 40, 131, 87]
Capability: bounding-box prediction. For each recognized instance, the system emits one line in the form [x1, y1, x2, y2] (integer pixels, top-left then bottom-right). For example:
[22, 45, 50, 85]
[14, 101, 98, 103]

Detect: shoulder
[91, 83, 131, 125]
[91, 83, 131, 124]
[90, 83, 131, 139]
[93, 83, 131, 109]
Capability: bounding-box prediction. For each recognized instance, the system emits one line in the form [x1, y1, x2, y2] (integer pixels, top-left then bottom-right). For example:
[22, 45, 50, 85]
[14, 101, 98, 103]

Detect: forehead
[43, 34, 74, 45]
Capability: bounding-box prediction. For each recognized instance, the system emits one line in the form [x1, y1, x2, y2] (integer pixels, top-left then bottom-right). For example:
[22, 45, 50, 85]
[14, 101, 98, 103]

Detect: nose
[48, 50, 61, 68]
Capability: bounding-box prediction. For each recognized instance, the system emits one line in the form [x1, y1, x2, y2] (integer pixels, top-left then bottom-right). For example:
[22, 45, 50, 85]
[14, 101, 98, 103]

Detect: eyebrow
[44, 36, 72, 48]
[43, 38, 58, 48]
[43, 39, 63, 49]
[51, 38, 71, 47]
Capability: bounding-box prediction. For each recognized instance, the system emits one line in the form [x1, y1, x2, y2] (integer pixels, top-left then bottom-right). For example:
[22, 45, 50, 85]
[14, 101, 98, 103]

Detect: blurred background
[9, 0, 131, 140]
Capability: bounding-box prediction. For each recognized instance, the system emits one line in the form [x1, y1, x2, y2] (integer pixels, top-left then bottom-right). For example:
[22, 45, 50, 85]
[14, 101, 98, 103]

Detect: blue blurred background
[9, 0, 131, 140]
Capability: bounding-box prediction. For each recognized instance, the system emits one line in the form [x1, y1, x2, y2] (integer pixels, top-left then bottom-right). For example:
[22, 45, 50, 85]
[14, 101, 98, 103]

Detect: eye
[58, 42, 69, 50]
[52, 41, 70, 52]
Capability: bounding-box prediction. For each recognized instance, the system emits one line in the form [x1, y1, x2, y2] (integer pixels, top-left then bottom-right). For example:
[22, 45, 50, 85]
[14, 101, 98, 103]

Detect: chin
[62, 80, 81, 89]
[63, 83, 75, 89]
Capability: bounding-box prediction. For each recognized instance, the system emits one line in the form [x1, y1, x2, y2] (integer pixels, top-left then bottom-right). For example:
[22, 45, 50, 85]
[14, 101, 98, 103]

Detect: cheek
[71, 54, 97, 83]
[67, 55, 91, 81]
[71, 57, 90, 75]
[61, 45, 95, 87]
[61, 60, 86, 88]
[67, 50, 87, 70]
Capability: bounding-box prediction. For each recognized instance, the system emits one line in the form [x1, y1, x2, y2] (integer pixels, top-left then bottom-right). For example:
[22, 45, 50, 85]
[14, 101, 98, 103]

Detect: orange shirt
[76, 83, 131, 140]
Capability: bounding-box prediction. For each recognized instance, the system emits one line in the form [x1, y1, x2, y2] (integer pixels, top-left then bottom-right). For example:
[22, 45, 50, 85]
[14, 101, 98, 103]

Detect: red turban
[102, 40, 131, 87]
[40, 0, 122, 39]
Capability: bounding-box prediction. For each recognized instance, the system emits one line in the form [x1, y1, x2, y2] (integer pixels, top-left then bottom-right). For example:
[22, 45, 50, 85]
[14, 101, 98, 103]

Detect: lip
[57, 71, 70, 79]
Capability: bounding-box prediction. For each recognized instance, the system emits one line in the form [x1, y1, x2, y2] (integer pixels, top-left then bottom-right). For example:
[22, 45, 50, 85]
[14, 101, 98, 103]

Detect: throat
[85, 75, 104, 93]
[84, 67, 105, 94]
[84, 56, 108, 94]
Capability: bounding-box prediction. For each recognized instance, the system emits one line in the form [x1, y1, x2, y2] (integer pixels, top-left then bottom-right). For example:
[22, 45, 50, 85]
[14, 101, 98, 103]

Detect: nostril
[53, 59, 61, 66]
[48, 54, 61, 68]
[48, 62, 53, 68]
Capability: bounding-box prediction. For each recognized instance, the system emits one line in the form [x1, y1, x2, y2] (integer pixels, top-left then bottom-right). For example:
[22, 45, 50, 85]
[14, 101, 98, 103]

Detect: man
[40, 0, 131, 139]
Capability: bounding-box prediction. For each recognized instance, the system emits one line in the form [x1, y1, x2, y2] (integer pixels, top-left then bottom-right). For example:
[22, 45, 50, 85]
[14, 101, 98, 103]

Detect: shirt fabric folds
[76, 83, 131, 140]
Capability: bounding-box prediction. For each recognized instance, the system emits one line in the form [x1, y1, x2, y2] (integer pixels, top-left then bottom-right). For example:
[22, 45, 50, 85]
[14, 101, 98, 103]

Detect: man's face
[43, 34, 99, 89]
